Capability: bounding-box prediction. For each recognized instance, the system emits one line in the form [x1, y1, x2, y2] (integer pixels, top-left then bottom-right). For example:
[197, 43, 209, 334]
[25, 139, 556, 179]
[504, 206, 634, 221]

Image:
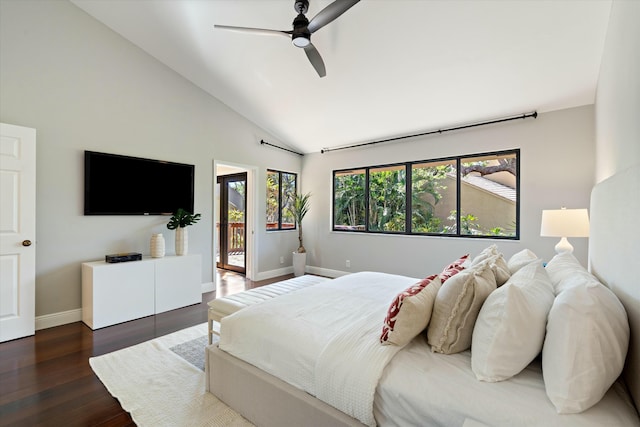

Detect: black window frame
[266, 169, 298, 231]
[332, 149, 520, 239]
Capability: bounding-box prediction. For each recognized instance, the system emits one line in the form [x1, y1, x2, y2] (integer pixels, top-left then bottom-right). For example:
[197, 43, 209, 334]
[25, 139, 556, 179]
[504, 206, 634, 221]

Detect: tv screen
[84, 151, 195, 215]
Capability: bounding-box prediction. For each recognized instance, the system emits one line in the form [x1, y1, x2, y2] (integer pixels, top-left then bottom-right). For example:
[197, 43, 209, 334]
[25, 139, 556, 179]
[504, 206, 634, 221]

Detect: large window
[267, 169, 297, 231]
[332, 149, 519, 239]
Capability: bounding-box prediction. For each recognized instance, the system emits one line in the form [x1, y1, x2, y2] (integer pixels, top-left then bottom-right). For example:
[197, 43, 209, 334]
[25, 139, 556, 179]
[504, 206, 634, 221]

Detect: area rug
[89, 322, 253, 426]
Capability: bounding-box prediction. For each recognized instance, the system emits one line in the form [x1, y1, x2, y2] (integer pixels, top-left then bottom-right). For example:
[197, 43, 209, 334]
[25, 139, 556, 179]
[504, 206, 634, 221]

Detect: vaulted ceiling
[71, 0, 611, 154]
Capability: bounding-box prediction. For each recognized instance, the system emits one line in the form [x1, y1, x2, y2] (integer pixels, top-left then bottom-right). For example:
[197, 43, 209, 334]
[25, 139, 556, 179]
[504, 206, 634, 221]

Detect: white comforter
[219, 271, 419, 426]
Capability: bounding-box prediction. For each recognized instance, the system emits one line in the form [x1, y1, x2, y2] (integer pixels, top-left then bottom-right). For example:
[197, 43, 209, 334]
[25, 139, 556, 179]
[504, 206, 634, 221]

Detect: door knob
[22, 240, 32, 247]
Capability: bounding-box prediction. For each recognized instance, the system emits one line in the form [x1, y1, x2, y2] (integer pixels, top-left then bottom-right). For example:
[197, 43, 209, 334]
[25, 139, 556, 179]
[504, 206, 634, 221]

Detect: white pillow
[471, 262, 554, 382]
[542, 276, 629, 414]
[545, 252, 596, 294]
[507, 249, 539, 274]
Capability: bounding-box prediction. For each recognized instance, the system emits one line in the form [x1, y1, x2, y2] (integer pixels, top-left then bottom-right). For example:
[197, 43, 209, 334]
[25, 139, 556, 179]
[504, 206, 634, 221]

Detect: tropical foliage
[167, 208, 201, 230]
[267, 170, 296, 230]
[333, 150, 518, 237]
[334, 170, 366, 230]
[288, 192, 311, 253]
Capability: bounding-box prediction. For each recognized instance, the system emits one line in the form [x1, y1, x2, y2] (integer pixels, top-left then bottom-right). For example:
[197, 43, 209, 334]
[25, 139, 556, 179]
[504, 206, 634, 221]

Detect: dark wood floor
[0, 270, 291, 427]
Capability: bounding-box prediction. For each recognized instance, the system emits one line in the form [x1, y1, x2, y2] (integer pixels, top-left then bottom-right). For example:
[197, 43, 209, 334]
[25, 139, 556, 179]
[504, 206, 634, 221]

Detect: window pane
[460, 153, 517, 236]
[369, 165, 406, 232]
[334, 169, 366, 231]
[267, 170, 298, 231]
[266, 170, 279, 230]
[281, 172, 296, 229]
[411, 160, 456, 234]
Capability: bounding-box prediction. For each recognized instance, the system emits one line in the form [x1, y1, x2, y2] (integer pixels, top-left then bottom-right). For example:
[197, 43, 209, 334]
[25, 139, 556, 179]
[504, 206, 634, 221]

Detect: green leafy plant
[167, 208, 201, 230]
[288, 192, 311, 253]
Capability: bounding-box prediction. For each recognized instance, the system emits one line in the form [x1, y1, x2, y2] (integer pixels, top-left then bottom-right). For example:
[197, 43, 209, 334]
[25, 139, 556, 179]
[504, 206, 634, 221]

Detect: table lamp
[540, 208, 590, 254]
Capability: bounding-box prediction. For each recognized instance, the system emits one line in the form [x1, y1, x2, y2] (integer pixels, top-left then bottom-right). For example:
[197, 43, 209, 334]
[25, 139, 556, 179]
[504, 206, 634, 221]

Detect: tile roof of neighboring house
[463, 174, 517, 202]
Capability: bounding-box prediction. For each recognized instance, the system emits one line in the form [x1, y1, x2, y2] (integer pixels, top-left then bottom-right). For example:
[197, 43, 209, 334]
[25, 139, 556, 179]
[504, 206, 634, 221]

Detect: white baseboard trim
[36, 308, 82, 331]
[305, 266, 349, 278]
[255, 266, 348, 281]
[201, 281, 215, 293]
[254, 266, 294, 281]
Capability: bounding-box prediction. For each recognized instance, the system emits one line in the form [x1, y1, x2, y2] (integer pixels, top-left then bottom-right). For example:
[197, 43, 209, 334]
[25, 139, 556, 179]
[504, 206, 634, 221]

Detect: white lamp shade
[540, 208, 590, 237]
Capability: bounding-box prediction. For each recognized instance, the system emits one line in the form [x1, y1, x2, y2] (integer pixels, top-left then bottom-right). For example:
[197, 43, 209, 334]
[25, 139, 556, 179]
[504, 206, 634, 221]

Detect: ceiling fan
[215, 0, 360, 78]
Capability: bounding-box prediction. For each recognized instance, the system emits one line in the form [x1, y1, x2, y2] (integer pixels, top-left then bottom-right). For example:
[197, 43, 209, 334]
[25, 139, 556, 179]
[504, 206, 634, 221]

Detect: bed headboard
[589, 165, 640, 412]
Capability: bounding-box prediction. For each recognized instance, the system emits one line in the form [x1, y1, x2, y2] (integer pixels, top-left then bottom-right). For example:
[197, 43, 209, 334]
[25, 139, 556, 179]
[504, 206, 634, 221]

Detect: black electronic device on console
[105, 252, 142, 263]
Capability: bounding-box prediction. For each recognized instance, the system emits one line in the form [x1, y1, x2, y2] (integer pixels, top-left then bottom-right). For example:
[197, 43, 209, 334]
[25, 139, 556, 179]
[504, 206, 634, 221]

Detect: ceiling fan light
[292, 35, 310, 47]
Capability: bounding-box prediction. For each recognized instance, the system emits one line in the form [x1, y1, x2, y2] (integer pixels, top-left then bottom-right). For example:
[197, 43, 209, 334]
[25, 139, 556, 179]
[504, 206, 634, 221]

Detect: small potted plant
[167, 208, 201, 255]
[288, 192, 311, 276]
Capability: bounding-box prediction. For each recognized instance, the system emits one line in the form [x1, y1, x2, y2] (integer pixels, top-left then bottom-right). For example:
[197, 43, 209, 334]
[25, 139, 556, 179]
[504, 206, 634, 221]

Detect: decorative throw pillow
[469, 245, 510, 286]
[471, 262, 555, 382]
[507, 249, 540, 274]
[427, 263, 497, 354]
[380, 274, 442, 346]
[439, 254, 469, 283]
[483, 254, 511, 287]
[469, 244, 500, 266]
[542, 276, 629, 414]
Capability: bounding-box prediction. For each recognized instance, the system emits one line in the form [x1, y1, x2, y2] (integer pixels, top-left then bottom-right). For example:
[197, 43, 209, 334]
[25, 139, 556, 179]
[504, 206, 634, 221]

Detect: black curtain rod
[260, 139, 304, 156]
[320, 111, 538, 154]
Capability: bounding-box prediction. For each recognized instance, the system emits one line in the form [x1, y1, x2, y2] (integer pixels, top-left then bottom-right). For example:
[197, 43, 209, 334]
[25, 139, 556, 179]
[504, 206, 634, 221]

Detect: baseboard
[254, 266, 294, 281]
[255, 266, 348, 281]
[201, 281, 215, 293]
[305, 266, 349, 278]
[36, 308, 82, 331]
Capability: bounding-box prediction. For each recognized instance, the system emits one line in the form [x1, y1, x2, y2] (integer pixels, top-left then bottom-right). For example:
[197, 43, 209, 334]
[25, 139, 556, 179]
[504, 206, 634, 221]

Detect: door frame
[213, 161, 257, 285]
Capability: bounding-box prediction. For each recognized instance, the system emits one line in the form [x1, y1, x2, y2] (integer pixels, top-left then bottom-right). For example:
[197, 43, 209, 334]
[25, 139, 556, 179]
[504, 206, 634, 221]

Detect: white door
[0, 123, 36, 342]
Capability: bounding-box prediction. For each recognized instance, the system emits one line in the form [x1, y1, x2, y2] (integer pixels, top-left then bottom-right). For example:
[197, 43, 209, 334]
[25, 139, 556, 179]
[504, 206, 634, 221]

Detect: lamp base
[554, 237, 574, 254]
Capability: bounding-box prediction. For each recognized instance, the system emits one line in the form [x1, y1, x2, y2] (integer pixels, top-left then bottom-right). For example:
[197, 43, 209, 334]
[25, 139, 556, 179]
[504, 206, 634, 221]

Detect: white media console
[82, 254, 202, 329]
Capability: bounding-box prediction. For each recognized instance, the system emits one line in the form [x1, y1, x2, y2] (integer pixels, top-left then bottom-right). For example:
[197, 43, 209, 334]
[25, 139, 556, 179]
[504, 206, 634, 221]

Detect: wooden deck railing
[217, 222, 246, 253]
[218, 221, 297, 254]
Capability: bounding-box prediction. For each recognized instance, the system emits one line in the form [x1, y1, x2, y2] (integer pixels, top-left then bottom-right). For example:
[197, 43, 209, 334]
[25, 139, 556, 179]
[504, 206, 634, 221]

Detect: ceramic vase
[292, 251, 306, 277]
[175, 227, 188, 256]
[150, 233, 165, 258]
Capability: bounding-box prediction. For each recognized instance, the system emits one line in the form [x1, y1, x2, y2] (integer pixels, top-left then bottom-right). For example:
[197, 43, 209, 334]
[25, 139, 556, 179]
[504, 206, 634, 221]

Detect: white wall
[595, 0, 640, 181]
[0, 0, 301, 319]
[302, 106, 595, 278]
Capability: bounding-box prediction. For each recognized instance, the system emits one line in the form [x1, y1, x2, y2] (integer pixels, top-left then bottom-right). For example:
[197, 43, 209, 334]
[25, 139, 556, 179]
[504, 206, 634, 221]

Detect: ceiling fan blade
[214, 25, 292, 38]
[304, 43, 326, 78]
[307, 0, 360, 34]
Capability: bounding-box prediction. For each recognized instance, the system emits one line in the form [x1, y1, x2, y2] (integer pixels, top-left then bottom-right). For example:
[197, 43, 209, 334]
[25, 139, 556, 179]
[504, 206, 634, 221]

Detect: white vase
[150, 233, 165, 258]
[292, 251, 306, 277]
[175, 227, 188, 256]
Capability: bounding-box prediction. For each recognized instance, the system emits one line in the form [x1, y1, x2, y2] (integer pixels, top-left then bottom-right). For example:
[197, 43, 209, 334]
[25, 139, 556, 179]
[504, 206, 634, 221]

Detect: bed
[206, 165, 640, 427]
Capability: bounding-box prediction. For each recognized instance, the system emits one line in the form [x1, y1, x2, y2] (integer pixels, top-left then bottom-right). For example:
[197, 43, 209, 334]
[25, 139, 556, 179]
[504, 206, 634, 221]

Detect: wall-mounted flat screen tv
[84, 151, 195, 215]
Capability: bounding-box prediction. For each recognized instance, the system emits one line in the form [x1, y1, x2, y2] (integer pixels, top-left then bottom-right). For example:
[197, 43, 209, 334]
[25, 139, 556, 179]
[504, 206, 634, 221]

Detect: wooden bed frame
[206, 165, 640, 426]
